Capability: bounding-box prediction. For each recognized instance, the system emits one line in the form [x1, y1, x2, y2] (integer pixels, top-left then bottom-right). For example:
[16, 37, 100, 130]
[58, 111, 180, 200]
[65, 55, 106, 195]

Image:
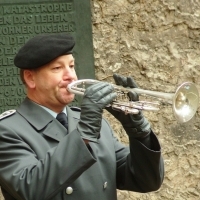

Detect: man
[0, 33, 164, 200]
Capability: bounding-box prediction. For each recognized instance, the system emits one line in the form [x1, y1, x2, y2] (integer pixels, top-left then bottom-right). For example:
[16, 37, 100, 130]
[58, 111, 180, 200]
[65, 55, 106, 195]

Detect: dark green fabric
[0, 98, 164, 200]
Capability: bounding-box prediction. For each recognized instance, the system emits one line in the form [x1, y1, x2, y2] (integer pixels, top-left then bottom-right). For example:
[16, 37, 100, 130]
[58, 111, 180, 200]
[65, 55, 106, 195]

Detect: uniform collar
[17, 98, 80, 141]
[38, 105, 67, 118]
[17, 98, 56, 130]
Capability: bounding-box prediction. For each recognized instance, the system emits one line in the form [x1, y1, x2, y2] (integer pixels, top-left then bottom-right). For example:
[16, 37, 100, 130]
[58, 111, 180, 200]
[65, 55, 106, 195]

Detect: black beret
[14, 33, 75, 69]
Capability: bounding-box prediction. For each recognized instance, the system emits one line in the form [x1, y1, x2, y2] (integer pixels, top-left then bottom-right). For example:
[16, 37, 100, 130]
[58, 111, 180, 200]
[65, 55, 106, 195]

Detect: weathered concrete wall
[91, 0, 200, 199]
[1, 0, 200, 199]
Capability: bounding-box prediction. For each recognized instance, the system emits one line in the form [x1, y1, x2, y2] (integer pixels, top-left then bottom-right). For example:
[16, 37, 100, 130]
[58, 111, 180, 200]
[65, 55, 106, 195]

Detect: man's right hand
[77, 82, 117, 143]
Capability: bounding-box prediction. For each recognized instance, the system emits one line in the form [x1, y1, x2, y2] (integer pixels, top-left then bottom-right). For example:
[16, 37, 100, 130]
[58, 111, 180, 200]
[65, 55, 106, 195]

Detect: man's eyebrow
[69, 59, 75, 64]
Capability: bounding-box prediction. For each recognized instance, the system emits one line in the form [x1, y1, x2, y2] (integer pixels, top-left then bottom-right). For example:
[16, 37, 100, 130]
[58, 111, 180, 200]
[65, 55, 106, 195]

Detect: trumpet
[67, 79, 199, 123]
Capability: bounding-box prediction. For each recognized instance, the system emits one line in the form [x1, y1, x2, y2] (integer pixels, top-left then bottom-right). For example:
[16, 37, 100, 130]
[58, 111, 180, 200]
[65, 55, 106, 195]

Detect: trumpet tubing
[67, 79, 199, 123]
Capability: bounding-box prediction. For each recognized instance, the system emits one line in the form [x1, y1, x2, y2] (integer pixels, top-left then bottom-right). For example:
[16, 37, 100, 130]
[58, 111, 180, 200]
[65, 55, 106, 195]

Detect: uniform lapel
[17, 98, 81, 142]
[17, 98, 66, 142]
[42, 121, 66, 141]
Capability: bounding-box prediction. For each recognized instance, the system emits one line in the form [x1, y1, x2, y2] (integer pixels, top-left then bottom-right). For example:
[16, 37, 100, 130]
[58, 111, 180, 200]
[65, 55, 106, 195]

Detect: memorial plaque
[0, 0, 95, 112]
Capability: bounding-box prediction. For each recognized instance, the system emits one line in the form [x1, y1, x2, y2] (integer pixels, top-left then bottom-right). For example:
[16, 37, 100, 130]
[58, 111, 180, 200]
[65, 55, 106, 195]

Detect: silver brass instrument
[67, 79, 199, 123]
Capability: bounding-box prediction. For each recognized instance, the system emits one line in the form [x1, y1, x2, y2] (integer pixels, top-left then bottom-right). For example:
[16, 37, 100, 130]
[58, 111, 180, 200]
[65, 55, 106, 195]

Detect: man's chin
[62, 94, 75, 104]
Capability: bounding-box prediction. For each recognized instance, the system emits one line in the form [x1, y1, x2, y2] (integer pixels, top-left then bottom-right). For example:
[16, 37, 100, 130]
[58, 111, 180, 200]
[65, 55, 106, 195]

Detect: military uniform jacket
[0, 98, 164, 200]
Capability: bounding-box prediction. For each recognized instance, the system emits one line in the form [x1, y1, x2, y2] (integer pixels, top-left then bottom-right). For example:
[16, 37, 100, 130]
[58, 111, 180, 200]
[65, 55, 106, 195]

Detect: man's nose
[63, 66, 76, 79]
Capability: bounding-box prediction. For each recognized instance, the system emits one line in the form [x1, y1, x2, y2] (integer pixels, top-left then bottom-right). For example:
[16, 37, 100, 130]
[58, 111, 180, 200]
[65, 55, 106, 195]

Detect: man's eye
[52, 67, 61, 71]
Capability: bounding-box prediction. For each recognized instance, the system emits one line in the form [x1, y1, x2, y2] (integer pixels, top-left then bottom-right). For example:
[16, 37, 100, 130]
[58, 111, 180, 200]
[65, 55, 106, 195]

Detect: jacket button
[103, 182, 108, 189]
[66, 187, 73, 194]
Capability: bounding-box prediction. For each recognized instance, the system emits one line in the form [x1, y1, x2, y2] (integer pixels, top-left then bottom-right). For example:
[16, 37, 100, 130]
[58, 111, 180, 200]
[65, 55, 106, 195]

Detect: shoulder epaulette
[70, 106, 81, 112]
[0, 110, 16, 120]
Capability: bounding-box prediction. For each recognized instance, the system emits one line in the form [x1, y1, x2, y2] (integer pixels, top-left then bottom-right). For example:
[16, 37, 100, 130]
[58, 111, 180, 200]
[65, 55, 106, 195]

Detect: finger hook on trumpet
[67, 79, 199, 123]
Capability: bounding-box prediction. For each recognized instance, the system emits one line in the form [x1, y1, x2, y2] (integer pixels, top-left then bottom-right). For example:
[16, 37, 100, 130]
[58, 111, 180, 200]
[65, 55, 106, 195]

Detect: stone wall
[91, 0, 200, 199]
[1, 0, 200, 199]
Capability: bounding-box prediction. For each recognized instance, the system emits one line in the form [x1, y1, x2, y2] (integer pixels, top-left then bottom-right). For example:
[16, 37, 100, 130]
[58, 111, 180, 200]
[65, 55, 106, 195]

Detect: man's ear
[23, 70, 36, 88]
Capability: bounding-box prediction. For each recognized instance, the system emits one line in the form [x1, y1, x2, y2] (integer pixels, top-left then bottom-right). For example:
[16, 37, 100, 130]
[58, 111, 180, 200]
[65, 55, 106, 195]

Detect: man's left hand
[106, 74, 151, 140]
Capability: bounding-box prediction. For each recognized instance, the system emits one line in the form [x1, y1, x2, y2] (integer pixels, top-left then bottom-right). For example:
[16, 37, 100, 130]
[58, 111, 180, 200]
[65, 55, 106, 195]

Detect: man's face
[26, 54, 78, 112]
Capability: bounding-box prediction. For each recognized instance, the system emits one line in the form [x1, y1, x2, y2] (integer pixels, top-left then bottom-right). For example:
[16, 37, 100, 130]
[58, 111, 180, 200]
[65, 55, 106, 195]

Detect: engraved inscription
[1, 3, 73, 14]
[0, 1, 76, 112]
[0, 3, 75, 36]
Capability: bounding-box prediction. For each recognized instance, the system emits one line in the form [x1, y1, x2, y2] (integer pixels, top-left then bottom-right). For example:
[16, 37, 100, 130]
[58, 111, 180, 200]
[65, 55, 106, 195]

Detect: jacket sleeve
[113, 127, 164, 192]
[0, 124, 96, 200]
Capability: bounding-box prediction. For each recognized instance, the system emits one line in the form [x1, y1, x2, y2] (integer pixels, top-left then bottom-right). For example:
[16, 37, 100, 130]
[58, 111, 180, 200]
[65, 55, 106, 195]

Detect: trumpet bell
[173, 82, 199, 123]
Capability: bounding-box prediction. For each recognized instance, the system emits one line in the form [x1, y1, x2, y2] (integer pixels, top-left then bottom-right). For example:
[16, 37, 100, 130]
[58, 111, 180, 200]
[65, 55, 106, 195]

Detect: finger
[128, 91, 139, 101]
[85, 82, 109, 96]
[101, 92, 117, 108]
[127, 77, 138, 88]
[84, 82, 112, 97]
[113, 74, 128, 87]
[85, 82, 116, 104]
[113, 74, 121, 85]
